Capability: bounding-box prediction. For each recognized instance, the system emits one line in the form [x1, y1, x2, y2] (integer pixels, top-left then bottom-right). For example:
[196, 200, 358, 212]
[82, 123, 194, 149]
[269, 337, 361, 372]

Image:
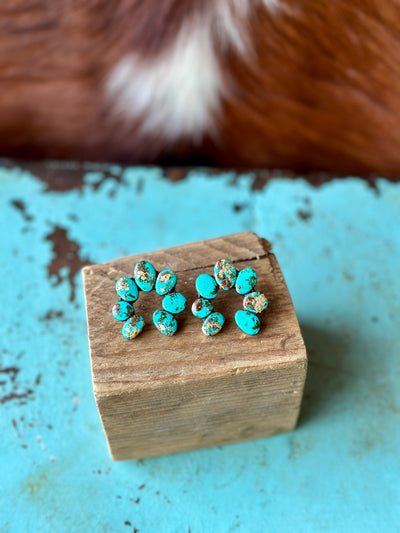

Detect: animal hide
[0, 0, 399, 175]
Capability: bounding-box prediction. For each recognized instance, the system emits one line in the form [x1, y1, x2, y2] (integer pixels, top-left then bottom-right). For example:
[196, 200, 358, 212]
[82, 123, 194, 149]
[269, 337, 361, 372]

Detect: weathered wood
[82, 232, 307, 460]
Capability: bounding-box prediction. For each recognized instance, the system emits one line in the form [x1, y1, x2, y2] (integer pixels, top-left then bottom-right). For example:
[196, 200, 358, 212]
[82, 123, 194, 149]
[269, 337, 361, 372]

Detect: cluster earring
[112, 260, 186, 339]
[112, 258, 266, 339]
[191, 259, 268, 336]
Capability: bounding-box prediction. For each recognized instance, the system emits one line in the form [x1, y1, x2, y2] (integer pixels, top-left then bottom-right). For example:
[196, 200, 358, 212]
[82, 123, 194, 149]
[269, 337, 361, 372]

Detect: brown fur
[217, 1, 400, 175]
[0, 0, 400, 175]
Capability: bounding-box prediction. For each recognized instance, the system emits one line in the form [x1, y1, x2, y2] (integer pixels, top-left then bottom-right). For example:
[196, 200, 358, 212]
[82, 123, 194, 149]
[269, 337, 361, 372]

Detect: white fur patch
[107, 20, 222, 144]
[213, 0, 252, 54]
[214, 0, 280, 52]
[106, 0, 279, 143]
[261, 0, 280, 9]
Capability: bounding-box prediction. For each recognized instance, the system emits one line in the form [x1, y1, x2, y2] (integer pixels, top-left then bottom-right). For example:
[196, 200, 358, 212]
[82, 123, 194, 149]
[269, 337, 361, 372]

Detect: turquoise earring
[191, 259, 268, 336]
[112, 261, 186, 339]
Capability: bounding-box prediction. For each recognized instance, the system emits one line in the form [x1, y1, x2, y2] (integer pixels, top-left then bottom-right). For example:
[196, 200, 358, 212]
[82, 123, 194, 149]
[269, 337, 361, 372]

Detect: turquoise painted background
[0, 163, 399, 532]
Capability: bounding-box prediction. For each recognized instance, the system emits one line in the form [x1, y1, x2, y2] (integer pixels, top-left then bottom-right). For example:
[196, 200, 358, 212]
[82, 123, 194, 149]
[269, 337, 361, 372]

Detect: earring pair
[112, 259, 268, 339]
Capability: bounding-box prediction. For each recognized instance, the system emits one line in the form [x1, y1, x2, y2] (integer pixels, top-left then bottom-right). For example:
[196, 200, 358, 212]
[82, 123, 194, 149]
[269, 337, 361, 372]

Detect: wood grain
[82, 232, 307, 460]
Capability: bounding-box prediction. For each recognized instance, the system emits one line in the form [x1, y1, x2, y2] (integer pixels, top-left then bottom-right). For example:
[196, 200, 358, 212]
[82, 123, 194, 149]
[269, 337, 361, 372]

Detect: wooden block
[82, 232, 307, 460]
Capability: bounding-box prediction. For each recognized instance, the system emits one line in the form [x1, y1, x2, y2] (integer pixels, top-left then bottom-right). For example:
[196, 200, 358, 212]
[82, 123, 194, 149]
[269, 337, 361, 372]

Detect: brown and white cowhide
[1, 0, 400, 175]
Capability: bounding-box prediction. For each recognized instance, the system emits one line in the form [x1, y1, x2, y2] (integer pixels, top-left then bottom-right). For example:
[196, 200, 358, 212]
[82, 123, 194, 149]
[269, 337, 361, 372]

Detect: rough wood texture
[82, 232, 307, 460]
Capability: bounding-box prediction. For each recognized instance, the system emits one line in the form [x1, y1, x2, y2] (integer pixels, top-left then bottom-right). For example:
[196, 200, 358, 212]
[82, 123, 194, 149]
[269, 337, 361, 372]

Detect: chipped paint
[45, 226, 91, 302]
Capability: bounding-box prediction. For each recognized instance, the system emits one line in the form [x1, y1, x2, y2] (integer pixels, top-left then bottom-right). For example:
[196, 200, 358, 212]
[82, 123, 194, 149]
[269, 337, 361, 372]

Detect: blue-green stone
[235, 268, 257, 295]
[134, 260, 156, 292]
[155, 269, 177, 295]
[162, 292, 186, 314]
[196, 273, 219, 299]
[202, 312, 225, 336]
[122, 315, 145, 339]
[153, 310, 178, 336]
[243, 292, 268, 314]
[115, 276, 139, 302]
[214, 259, 237, 290]
[235, 310, 260, 335]
[112, 301, 134, 321]
[191, 297, 213, 319]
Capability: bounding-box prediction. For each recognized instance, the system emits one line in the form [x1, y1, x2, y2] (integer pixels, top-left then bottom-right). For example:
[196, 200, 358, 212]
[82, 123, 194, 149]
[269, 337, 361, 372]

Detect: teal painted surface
[0, 165, 399, 532]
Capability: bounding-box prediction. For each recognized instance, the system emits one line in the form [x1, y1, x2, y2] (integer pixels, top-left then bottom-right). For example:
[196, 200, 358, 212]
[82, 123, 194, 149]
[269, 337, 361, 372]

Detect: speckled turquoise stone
[112, 301, 134, 321]
[235, 310, 260, 335]
[191, 297, 213, 319]
[214, 259, 237, 290]
[134, 260, 156, 292]
[235, 268, 257, 295]
[153, 310, 178, 336]
[202, 312, 225, 336]
[162, 292, 186, 314]
[155, 269, 177, 295]
[115, 276, 139, 302]
[243, 291, 268, 314]
[196, 274, 219, 299]
[122, 315, 145, 339]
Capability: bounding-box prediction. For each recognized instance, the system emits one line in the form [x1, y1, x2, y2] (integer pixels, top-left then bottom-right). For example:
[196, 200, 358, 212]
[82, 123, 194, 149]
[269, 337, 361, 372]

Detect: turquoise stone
[235, 268, 257, 295]
[235, 310, 260, 335]
[243, 291, 268, 314]
[155, 269, 177, 295]
[162, 292, 186, 314]
[191, 297, 213, 319]
[134, 260, 156, 292]
[112, 301, 134, 321]
[196, 274, 219, 299]
[122, 315, 145, 339]
[115, 276, 139, 302]
[202, 312, 225, 336]
[153, 310, 178, 336]
[214, 259, 237, 290]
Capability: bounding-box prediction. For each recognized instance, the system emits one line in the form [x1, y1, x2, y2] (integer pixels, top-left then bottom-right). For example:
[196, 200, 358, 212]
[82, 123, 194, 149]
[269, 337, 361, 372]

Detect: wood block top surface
[82, 232, 306, 397]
